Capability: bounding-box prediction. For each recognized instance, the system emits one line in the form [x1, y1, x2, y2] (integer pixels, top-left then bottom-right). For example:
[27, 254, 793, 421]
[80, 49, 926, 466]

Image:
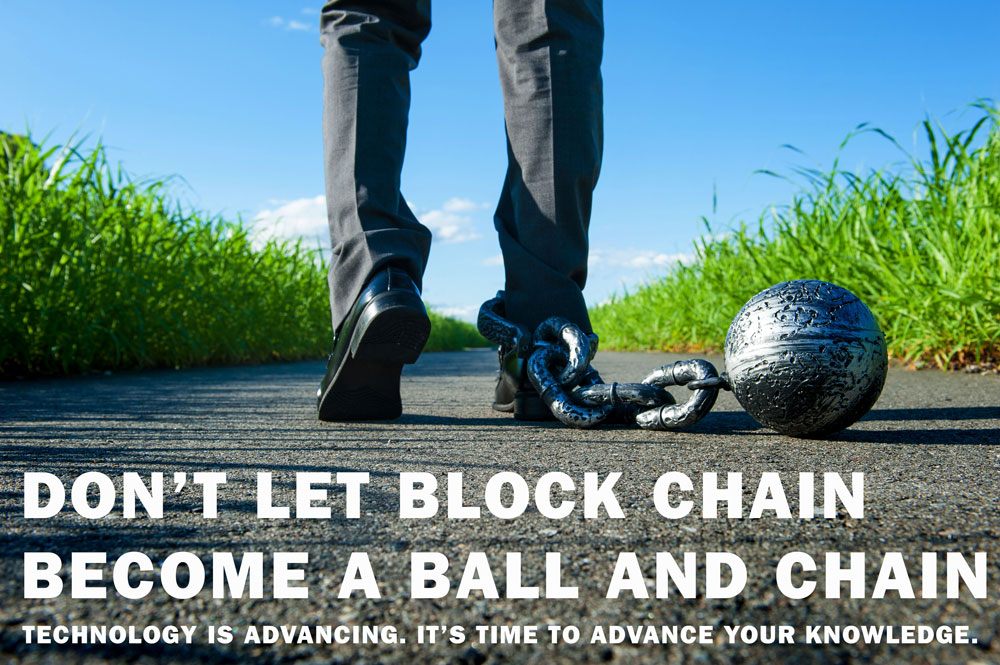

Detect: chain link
[477, 293, 732, 430]
[636, 359, 723, 430]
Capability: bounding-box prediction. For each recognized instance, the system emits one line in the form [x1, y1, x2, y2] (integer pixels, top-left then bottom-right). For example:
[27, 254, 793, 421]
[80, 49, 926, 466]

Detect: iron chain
[478, 293, 732, 430]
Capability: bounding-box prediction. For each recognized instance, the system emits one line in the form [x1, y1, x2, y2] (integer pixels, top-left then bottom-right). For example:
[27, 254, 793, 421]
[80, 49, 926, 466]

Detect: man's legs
[317, 1, 432, 421]
[320, 0, 432, 333]
[493, 0, 604, 335]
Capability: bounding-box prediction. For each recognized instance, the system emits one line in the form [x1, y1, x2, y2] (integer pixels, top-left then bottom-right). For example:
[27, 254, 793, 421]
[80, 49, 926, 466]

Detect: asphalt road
[2, 349, 999, 665]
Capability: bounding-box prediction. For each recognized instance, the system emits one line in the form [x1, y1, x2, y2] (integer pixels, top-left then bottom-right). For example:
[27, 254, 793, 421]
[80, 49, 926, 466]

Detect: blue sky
[3, 1, 998, 322]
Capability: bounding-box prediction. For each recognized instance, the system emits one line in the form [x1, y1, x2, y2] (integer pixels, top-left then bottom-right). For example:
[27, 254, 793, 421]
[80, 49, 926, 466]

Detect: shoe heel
[317, 358, 403, 421]
[351, 291, 430, 364]
[514, 390, 556, 421]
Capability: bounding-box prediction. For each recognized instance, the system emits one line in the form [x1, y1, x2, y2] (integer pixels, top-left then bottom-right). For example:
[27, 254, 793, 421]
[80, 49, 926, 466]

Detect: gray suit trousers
[320, 0, 603, 335]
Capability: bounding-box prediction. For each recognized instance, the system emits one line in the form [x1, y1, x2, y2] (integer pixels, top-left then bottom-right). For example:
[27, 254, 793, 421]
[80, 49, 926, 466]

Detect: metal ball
[724, 280, 887, 437]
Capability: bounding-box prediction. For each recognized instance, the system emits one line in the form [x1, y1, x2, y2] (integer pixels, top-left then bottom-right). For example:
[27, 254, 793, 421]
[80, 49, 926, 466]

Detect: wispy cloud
[589, 248, 694, 270]
[251, 194, 491, 247]
[415, 197, 489, 244]
[265, 16, 312, 32]
[252, 195, 328, 247]
[482, 247, 691, 271]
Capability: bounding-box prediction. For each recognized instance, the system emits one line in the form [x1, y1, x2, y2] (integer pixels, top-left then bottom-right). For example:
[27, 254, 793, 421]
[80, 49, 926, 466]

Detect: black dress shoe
[317, 267, 430, 421]
[491, 346, 555, 421]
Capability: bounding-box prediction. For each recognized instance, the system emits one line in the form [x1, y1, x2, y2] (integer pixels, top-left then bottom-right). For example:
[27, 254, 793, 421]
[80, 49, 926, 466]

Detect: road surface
[2, 349, 998, 664]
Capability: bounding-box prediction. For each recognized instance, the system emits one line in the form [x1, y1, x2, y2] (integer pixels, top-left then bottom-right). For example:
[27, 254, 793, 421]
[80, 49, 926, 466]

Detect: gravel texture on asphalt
[1, 349, 998, 665]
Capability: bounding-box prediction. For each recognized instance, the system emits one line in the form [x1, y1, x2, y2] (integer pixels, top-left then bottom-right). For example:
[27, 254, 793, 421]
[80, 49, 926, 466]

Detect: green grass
[590, 104, 1000, 369]
[425, 310, 492, 352]
[0, 133, 487, 378]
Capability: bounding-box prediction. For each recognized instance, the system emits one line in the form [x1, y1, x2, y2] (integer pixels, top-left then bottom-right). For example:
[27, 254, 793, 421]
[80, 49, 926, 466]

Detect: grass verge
[425, 311, 492, 352]
[590, 105, 1000, 369]
[0, 133, 487, 378]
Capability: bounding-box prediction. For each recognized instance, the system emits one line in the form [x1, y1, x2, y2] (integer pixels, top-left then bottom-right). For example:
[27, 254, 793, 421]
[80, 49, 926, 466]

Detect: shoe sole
[317, 291, 430, 421]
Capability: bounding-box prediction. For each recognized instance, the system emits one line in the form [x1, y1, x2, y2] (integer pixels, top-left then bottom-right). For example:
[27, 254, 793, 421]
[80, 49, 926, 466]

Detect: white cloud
[252, 196, 328, 248]
[251, 194, 492, 247]
[416, 197, 488, 244]
[442, 197, 483, 213]
[482, 254, 504, 267]
[589, 248, 694, 270]
[419, 211, 480, 243]
[301, 7, 319, 15]
[265, 16, 312, 31]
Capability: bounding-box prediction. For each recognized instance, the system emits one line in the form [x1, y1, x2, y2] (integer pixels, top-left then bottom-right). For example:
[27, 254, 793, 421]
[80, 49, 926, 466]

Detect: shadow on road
[862, 406, 1000, 421]
[829, 427, 999, 445]
[395, 413, 514, 427]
